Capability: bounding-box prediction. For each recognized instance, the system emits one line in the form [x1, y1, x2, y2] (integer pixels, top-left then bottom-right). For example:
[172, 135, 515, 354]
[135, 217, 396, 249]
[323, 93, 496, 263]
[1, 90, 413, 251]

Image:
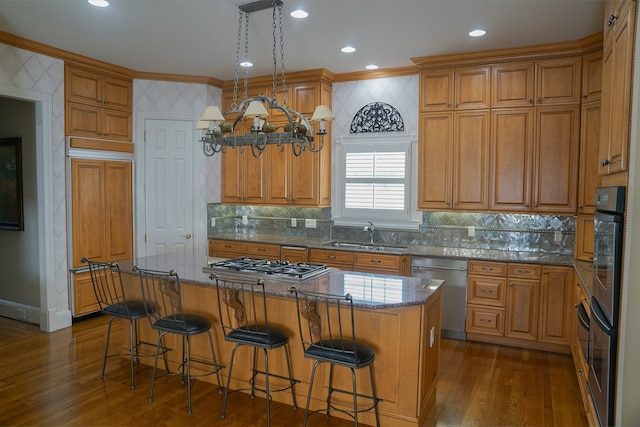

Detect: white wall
[0, 43, 69, 330]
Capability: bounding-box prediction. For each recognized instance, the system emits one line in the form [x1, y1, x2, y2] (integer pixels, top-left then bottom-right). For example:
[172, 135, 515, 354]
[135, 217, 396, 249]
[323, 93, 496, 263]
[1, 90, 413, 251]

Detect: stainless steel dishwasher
[411, 257, 468, 340]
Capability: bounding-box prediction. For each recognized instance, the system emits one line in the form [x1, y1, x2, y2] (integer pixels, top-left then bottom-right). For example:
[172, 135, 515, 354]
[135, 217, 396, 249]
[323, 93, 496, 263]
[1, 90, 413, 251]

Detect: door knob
[181, 233, 192, 239]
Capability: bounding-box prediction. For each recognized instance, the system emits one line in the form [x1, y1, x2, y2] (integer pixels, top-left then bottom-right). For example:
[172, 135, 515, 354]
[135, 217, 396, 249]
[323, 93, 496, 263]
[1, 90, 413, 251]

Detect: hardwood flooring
[0, 315, 587, 426]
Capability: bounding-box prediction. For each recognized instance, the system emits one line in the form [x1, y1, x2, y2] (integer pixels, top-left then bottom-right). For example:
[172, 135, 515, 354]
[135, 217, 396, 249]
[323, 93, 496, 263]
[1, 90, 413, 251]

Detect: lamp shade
[200, 106, 225, 121]
[311, 105, 334, 121]
[196, 120, 210, 130]
[245, 100, 270, 118]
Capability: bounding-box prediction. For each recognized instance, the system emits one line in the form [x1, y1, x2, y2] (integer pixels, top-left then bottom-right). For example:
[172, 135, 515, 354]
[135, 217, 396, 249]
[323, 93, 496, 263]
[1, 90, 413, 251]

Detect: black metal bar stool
[290, 286, 381, 427]
[211, 273, 298, 427]
[134, 267, 223, 414]
[81, 258, 152, 390]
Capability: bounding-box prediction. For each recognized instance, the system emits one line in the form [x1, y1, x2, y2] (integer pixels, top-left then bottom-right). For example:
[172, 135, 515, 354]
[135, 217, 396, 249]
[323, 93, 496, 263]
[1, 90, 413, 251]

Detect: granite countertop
[118, 253, 443, 310]
[209, 233, 575, 266]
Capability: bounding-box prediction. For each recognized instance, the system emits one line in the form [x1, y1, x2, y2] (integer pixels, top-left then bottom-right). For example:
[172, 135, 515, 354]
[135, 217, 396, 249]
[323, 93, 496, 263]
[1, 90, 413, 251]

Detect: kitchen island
[118, 253, 443, 427]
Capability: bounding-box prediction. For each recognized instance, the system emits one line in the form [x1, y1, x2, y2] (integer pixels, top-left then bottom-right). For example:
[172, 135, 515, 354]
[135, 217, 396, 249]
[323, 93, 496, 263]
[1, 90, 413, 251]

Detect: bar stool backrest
[82, 258, 129, 314]
[291, 287, 363, 368]
[134, 267, 185, 328]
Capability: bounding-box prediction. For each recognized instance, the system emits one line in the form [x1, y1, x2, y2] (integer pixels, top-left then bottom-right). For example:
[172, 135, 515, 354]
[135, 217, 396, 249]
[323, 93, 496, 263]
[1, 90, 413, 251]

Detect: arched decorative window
[350, 102, 405, 133]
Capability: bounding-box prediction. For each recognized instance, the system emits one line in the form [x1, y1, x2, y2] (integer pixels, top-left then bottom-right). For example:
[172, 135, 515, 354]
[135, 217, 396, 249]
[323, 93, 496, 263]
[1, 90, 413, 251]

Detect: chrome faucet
[363, 221, 375, 244]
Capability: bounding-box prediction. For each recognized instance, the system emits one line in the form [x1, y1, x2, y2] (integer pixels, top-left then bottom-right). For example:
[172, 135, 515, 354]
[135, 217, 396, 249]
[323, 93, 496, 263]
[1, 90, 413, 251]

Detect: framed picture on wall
[0, 137, 24, 231]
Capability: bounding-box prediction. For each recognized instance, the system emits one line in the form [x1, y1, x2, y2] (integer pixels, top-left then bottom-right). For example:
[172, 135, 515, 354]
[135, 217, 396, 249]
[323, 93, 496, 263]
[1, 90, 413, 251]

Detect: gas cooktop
[203, 257, 329, 281]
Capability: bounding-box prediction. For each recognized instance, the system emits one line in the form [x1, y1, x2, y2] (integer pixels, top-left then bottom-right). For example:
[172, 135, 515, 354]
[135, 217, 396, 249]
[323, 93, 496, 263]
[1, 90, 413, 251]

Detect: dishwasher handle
[412, 265, 468, 272]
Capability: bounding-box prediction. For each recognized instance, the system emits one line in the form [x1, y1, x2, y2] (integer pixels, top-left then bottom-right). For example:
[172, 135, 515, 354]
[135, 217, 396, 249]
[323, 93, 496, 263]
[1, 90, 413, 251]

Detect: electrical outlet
[554, 230, 563, 242]
[242, 215, 248, 225]
[468, 226, 475, 237]
[210, 218, 216, 227]
[290, 218, 297, 227]
[305, 219, 317, 229]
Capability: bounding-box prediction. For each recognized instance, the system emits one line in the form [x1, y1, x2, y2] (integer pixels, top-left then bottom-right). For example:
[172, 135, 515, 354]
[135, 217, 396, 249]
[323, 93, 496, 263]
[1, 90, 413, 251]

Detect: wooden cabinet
[581, 50, 603, 102]
[578, 102, 602, 213]
[599, 0, 635, 175]
[492, 62, 535, 108]
[65, 64, 133, 143]
[539, 266, 574, 346]
[245, 242, 281, 259]
[353, 253, 410, 276]
[466, 260, 572, 353]
[505, 264, 541, 341]
[70, 158, 133, 316]
[420, 67, 490, 111]
[220, 74, 332, 207]
[418, 110, 489, 210]
[534, 58, 582, 105]
[309, 248, 354, 270]
[575, 214, 595, 262]
[280, 246, 308, 263]
[209, 239, 245, 258]
[532, 106, 580, 213]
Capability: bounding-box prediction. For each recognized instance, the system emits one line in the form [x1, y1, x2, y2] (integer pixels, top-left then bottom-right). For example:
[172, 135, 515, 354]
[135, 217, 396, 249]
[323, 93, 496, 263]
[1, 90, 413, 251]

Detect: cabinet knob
[447, 102, 452, 108]
[536, 98, 542, 103]
[601, 159, 611, 167]
[455, 103, 460, 108]
[527, 98, 533, 104]
[607, 14, 618, 27]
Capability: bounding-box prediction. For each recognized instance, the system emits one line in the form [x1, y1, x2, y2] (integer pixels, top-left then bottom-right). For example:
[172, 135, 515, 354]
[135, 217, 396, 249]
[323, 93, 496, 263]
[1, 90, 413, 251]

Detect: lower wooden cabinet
[466, 260, 572, 353]
[208, 239, 280, 260]
[308, 248, 354, 270]
[72, 270, 99, 316]
[280, 246, 308, 263]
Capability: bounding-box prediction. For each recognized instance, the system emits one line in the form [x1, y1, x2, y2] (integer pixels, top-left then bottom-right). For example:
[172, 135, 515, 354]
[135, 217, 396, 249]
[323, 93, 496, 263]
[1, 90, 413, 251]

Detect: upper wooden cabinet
[534, 57, 582, 105]
[418, 110, 489, 210]
[65, 64, 133, 143]
[420, 67, 490, 111]
[599, 0, 636, 175]
[578, 102, 601, 213]
[581, 50, 603, 102]
[492, 63, 535, 108]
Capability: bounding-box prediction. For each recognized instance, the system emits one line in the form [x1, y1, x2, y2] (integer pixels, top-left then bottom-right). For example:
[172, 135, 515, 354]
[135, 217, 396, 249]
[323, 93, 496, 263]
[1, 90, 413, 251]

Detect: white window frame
[332, 133, 420, 229]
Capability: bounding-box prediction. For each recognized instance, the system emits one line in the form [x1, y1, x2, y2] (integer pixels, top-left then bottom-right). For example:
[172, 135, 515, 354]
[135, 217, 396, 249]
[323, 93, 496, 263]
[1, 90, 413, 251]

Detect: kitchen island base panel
[120, 270, 442, 426]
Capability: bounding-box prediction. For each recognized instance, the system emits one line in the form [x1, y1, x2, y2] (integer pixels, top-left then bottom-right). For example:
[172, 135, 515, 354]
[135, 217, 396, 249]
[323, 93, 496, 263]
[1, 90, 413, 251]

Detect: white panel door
[144, 119, 194, 256]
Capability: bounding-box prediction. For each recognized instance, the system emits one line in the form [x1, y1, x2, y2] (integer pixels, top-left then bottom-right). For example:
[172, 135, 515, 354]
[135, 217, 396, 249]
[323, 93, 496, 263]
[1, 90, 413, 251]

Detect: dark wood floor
[0, 314, 587, 426]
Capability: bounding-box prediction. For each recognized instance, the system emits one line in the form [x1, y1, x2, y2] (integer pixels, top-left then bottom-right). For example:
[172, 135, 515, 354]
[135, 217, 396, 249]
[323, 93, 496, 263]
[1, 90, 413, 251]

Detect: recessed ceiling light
[469, 29, 487, 37]
[290, 9, 308, 19]
[88, 0, 109, 7]
[341, 46, 356, 53]
[365, 64, 379, 70]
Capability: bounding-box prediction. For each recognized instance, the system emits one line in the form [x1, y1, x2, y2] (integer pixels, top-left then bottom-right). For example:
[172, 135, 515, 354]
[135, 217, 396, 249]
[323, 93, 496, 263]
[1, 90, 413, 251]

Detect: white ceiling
[0, 0, 604, 80]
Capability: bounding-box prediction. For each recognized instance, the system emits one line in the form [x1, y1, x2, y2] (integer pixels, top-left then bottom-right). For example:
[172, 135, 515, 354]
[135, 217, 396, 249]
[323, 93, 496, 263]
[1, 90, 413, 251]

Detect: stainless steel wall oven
[589, 186, 625, 427]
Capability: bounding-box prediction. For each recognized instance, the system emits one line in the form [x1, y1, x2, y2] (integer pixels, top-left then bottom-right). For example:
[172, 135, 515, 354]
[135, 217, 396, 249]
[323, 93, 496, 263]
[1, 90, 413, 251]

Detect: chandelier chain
[271, 1, 277, 99]
[243, 10, 249, 102]
[278, 2, 287, 107]
[232, 9, 243, 109]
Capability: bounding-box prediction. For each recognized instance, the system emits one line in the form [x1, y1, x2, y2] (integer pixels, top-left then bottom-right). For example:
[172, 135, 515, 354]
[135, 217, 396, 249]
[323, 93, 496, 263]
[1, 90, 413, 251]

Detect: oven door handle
[577, 303, 590, 330]
[591, 296, 616, 336]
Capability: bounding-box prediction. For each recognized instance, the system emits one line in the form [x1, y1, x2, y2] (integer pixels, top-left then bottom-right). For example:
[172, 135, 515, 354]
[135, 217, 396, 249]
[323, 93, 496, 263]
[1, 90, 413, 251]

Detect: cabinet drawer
[353, 252, 401, 270]
[210, 239, 245, 257]
[468, 275, 507, 307]
[466, 305, 504, 336]
[508, 263, 541, 279]
[309, 249, 354, 266]
[245, 243, 281, 259]
[281, 246, 308, 263]
[468, 260, 507, 276]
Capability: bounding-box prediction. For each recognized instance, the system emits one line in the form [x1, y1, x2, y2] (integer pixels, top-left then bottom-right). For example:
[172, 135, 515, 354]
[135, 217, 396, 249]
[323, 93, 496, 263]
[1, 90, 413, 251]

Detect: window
[333, 134, 419, 228]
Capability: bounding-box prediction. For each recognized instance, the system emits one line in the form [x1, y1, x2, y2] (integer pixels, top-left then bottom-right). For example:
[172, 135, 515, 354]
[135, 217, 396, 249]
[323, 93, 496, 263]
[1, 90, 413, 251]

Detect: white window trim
[332, 133, 420, 230]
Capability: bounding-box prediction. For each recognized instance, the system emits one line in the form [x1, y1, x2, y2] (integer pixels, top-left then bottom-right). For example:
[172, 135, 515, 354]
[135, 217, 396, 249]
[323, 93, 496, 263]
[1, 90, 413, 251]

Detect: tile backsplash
[208, 205, 575, 255]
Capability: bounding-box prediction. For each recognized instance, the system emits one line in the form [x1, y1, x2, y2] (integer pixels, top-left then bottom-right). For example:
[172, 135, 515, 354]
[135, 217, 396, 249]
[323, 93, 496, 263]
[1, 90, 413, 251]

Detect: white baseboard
[0, 299, 40, 325]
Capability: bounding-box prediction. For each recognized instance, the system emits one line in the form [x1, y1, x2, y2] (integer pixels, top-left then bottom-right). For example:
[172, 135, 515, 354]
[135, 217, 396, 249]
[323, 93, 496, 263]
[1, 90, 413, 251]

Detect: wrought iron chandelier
[197, 0, 333, 158]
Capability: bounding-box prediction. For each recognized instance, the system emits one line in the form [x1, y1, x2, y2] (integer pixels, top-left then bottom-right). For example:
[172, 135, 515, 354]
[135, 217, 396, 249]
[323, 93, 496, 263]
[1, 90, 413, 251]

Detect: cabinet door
[420, 70, 454, 111]
[291, 148, 320, 206]
[291, 83, 319, 115]
[104, 161, 133, 261]
[308, 249, 353, 270]
[600, 2, 635, 175]
[243, 149, 267, 204]
[266, 144, 291, 205]
[492, 63, 535, 108]
[66, 103, 102, 139]
[66, 66, 102, 107]
[490, 108, 534, 211]
[70, 159, 106, 268]
[73, 270, 100, 316]
[103, 76, 133, 111]
[453, 110, 489, 210]
[418, 112, 453, 209]
[245, 242, 281, 260]
[535, 58, 582, 105]
[578, 103, 601, 213]
[102, 109, 132, 141]
[505, 279, 538, 341]
[533, 106, 579, 213]
[539, 266, 573, 345]
[221, 147, 243, 203]
[455, 67, 491, 110]
[575, 214, 595, 262]
[281, 246, 308, 263]
[581, 51, 603, 102]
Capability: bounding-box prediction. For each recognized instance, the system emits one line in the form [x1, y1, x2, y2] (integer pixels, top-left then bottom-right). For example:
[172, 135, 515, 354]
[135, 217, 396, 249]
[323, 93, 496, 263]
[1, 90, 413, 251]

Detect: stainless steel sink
[322, 241, 407, 253]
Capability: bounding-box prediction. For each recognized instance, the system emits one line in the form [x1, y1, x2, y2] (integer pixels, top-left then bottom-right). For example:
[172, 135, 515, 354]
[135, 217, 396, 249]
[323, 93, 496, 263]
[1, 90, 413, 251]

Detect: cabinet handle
[479, 318, 492, 323]
[455, 102, 460, 108]
[589, 256, 594, 261]
[536, 97, 542, 103]
[509, 282, 513, 287]
[258, 248, 266, 252]
[601, 159, 611, 167]
[481, 267, 494, 271]
[370, 259, 382, 263]
[328, 255, 336, 259]
[447, 102, 452, 108]
[607, 14, 618, 27]
[480, 289, 494, 294]
[527, 98, 533, 104]
[516, 269, 529, 274]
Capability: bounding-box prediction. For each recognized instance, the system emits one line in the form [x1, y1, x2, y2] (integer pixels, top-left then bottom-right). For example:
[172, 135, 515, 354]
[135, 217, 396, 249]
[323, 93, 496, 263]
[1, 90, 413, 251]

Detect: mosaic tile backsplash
[208, 205, 575, 255]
